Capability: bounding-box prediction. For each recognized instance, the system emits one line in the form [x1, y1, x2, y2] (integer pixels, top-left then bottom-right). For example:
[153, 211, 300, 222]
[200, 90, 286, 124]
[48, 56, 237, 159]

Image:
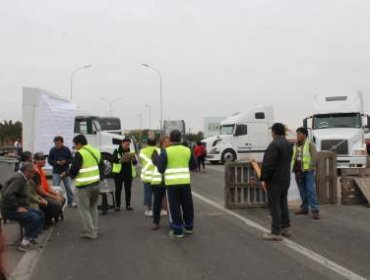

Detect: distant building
[203, 117, 226, 138]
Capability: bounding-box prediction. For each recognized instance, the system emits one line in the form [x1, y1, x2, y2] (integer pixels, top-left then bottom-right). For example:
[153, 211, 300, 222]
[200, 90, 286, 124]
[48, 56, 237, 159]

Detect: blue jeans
[5, 208, 44, 240]
[143, 182, 153, 208]
[296, 171, 320, 212]
[53, 173, 74, 205]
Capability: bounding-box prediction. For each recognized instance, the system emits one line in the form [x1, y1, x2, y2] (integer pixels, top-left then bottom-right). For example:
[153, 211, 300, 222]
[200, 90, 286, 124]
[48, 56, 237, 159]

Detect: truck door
[248, 122, 270, 160]
[75, 118, 99, 147]
[233, 124, 251, 160]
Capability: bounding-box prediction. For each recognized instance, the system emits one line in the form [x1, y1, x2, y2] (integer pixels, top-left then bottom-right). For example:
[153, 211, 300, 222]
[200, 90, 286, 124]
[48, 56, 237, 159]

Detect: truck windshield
[220, 124, 235, 135]
[96, 117, 121, 132]
[313, 113, 361, 129]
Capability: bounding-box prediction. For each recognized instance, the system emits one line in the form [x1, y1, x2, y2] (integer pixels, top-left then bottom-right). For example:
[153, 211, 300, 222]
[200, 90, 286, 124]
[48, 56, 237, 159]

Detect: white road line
[192, 191, 367, 280]
[10, 228, 54, 280]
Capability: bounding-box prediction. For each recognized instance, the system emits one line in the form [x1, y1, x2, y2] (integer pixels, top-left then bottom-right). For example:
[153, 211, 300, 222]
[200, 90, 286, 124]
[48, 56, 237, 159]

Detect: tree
[0, 120, 22, 146]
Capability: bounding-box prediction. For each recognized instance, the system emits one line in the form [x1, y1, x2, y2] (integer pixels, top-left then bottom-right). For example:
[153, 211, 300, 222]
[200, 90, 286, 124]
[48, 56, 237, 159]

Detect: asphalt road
[27, 165, 370, 280]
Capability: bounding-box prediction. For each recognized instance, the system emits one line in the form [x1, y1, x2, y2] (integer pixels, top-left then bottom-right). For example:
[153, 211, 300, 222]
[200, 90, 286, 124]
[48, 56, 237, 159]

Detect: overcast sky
[1, 0, 370, 132]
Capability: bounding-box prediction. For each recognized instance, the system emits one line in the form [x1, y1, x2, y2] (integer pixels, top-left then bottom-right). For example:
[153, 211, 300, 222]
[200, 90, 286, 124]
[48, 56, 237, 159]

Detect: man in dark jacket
[48, 136, 75, 207]
[261, 123, 293, 241]
[1, 163, 44, 251]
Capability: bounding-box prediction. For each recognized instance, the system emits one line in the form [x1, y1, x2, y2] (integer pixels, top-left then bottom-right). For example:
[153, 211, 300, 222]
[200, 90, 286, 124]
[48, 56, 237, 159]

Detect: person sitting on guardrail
[261, 123, 293, 241]
[1, 162, 45, 252]
[291, 127, 320, 220]
[33, 152, 64, 227]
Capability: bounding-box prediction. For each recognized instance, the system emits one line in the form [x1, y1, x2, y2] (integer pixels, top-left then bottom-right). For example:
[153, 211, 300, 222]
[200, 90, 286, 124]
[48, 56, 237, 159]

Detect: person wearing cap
[1, 162, 44, 252]
[157, 130, 197, 238]
[261, 123, 293, 241]
[291, 127, 320, 219]
[112, 137, 137, 211]
[69, 134, 105, 239]
[48, 136, 75, 208]
[33, 152, 64, 227]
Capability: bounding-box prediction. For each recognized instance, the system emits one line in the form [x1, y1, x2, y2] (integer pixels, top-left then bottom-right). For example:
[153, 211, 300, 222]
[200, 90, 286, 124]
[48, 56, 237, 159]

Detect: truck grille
[321, 139, 348, 155]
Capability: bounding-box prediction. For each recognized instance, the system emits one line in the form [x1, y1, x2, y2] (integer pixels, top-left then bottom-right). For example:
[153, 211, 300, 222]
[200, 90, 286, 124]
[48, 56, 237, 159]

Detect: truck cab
[203, 106, 273, 164]
[304, 93, 368, 168]
[74, 115, 138, 175]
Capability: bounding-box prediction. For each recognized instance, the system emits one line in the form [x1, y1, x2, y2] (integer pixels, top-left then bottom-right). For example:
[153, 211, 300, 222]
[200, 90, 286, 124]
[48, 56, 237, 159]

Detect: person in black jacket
[113, 138, 137, 211]
[261, 123, 293, 241]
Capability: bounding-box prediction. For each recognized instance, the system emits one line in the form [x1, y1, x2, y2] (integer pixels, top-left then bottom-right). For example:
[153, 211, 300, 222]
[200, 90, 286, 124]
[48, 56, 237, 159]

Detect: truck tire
[221, 149, 236, 164]
[102, 153, 114, 177]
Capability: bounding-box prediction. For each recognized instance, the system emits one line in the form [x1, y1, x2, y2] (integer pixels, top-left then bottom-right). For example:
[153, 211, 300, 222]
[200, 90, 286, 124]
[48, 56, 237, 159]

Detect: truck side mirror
[303, 118, 308, 129]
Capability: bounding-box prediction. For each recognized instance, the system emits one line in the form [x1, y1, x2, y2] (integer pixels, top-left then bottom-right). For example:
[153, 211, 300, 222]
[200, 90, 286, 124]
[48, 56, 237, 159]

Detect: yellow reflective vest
[291, 140, 313, 172]
[75, 145, 101, 188]
[164, 145, 191, 186]
[140, 146, 156, 183]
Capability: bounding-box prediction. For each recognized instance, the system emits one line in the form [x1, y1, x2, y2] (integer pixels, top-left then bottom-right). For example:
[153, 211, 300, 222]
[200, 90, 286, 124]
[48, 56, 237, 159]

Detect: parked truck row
[203, 92, 370, 168]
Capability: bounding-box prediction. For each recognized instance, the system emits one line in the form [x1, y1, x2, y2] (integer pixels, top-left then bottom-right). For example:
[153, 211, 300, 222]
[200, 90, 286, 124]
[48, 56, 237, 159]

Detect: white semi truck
[303, 92, 369, 168]
[202, 106, 274, 164]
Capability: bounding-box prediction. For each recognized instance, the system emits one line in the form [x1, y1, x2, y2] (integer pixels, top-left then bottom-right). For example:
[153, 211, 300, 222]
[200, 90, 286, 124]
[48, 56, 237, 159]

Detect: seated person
[1, 163, 44, 252]
[33, 152, 64, 226]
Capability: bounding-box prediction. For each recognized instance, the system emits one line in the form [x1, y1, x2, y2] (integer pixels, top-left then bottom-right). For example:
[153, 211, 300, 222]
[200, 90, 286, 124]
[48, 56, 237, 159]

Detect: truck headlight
[353, 150, 367, 156]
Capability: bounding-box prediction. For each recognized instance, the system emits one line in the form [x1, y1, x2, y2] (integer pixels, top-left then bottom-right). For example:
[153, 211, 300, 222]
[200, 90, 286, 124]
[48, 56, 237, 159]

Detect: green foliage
[0, 120, 22, 146]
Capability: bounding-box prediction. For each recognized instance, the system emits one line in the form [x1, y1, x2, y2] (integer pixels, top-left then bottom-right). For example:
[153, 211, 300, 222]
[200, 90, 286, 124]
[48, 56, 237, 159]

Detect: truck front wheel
[102, 153, 114, 177]
[221, 149, 237, 164]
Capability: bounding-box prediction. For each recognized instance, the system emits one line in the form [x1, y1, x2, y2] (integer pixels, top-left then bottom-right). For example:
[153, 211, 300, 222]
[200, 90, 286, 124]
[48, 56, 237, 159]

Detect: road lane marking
[192, 191, 366, 280]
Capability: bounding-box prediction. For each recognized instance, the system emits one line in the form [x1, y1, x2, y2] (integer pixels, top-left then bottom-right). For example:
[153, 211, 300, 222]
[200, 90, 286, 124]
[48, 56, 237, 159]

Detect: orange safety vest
[34, 165, 50, 193]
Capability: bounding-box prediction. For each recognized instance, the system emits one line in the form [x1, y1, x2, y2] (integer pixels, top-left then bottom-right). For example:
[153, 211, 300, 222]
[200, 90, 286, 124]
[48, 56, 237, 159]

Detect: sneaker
[80, 232, 98, 239]
[151, 224, 160, 231]
[262, 233, 283, 241]
[148, 210, 153, 217]
[184, 228, 193, 235]
[17, 243, 34, 252]
[294, 209, 309, 215]
[126, 206, 134, 211]
[71, 202, 78, 208]
[30, 239, 44, 248]
[281, 228, 292, 238]
[169, 230, 185, 239]
[144, 210, 150, 216]
[312, 211, 320, 220]
[160, 210, 168, 216]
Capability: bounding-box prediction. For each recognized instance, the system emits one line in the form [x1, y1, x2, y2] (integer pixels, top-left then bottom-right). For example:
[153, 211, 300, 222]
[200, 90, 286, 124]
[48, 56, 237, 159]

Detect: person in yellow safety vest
[69, 134, 104, 239]
[112, 137, 137, 211]
[150, 136, 170, 230]
[140, 138, 157, 217]
[291, 127, 320, 220]
[157, 130, 197, 238]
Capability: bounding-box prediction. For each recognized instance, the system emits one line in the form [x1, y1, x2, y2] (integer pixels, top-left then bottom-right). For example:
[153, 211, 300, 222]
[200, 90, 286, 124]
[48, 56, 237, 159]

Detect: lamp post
[137, 113, 143, 144]
[145, 104, 152, 130]
[100, 97, 123, 116]
[70, 64, 92, 102]
[142, 63, 163, 133]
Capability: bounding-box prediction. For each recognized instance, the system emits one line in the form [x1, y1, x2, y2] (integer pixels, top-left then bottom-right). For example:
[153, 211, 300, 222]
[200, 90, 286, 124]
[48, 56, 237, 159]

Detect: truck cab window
[234, 124, 248, 136]
[255, 112, 265, 119]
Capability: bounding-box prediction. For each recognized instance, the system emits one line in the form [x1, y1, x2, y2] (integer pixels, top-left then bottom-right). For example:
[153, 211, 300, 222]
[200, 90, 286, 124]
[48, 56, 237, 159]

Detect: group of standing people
[139, 130, 197, 237]
[261, 123, 320, 241]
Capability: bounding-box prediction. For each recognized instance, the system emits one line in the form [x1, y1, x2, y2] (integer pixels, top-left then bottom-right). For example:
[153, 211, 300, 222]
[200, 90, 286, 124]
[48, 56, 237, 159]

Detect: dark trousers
[40, 197, 62, 224]
[167, 185, 194, 235]
[5, 208, 44, 240]
[152, 186, 166, 225]
[114, 175, 132, 208]
[267, 181, 290, 235]
[197, 156, 205, 171]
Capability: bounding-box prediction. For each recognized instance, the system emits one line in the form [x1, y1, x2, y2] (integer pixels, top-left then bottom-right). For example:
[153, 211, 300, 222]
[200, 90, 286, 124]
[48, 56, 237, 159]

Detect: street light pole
[137, 113, 143, 143]
[142, 64, 163, 133]
[145, 104, 152, 130]
[100, 97, 123, 116]
[70, 64, 92, 102]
